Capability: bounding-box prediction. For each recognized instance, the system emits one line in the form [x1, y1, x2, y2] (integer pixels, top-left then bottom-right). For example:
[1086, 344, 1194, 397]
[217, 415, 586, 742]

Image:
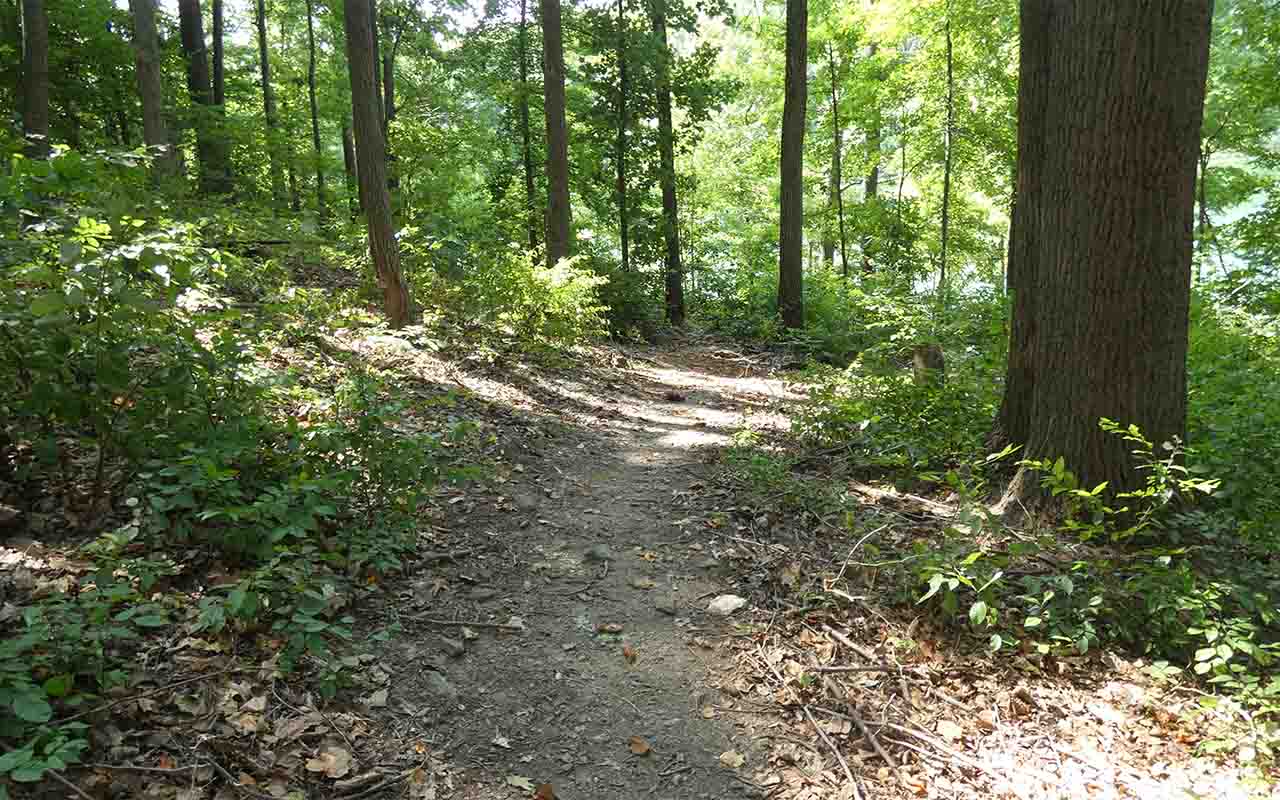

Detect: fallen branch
[419, 548, 473, 563]
[336, 771, 409, 800]
[849, 706, 898, 770]
[822, 623, 879, 663]
[204, 756, 278, 800]
[59, 667, 265, 724]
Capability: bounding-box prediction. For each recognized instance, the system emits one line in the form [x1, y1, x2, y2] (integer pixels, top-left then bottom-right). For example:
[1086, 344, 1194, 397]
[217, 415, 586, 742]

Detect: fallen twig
[59, 667, 265, 724]
[822, 623, 879, 663]
[419, 548, 473, 563]
[849, 706, 898, 770]
[204, 756, 278, 800]
[336, 771, 410, 800]
[45, 767, 95, 800]
[803, 704, 862, 800]
[406, 615, 525, 631]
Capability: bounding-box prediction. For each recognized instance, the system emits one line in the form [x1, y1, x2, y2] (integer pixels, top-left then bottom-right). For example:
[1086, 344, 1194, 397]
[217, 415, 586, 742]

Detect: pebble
[585, 544, 612, 562]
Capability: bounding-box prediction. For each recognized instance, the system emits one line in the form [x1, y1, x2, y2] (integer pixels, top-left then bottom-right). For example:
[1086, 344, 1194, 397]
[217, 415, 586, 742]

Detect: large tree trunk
[343, 0, 411, 327]
[995, 0, 1212, 497]
[827, 43, 848, 278]
[369, 0, 384, 128]
[255, 0, 285, 206]
[306, 0, 328, 218]
[650, 0, 684, 326]
[129, 0, 176, 178]
[777, 0, 806, 329]
[179, 0, 231, 194]
[20, 0, 50, 158]
[541, 0, 572, 269]
[615, 0, 629, 272]
[938, 4, 954, 305]
[519, 0, 539, 251]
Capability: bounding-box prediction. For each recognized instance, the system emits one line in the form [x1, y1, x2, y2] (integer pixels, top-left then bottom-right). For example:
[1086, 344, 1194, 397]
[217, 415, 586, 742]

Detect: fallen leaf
[701, 705, 716, 719]
[431, 578, 449, 596]
[719, 750, 745, 768]
[366, 689, 388, 708]
[305, 746, 352, 779]
[707, 595, 747, 616]
[977, 709, 997, 731]
[506, 775, 536, 791]
[597, 623, 624, 634]
[230, 713, 262, 734]
[779, 563, 800, 588]
[628, 736, 651, 755]
[622, 644, 638, 664]
[242, 695, 267, 712]
[629, 577, 655, 590]
[492, 733, 512, 749]
[534, 784, 556, 800]
[936, 719, 964, 741]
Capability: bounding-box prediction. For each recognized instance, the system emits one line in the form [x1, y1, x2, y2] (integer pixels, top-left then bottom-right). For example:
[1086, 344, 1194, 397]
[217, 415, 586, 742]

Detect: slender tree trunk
[519, 0, 539, 251]
[280, 13, 301, 211]
[777, 0, 807, 329]
[995, 0, 1212, 497]
[650, 0, 684, 325]
[938, 3, 954, 305]
[212, 0, 225, 106]
[343, 120, 359, 214]
[179, 0, 231, 193]
[863, 41, 880, 274]
[343, 0, 411, 327]
[369, 0, 384, 128]
[20, 0, 50, 158]
[129, 0, 176, 178]
[827, 43, 848, 278]
[1196, 144, 1211, 284]
[616, 0, 630, 272]
[255, 0, 285, 206]
[541, 0, 572, 269]
[306, 0, 328, 218]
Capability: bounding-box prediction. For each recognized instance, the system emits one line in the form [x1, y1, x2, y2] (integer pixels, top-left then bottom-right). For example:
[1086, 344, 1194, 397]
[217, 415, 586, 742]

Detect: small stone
[422, 670, 457, 701]
[0, 504, 21, 529]
[513, 492, 540, 512]
[439, 637, 465, 657]
[585, 544, 612, 562]
[707, 595, 748, 616]
[469, 587, 499, 602]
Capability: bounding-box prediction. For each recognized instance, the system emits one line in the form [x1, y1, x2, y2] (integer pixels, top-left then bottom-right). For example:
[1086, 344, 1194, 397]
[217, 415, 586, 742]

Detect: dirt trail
[363, 344, 795, 799]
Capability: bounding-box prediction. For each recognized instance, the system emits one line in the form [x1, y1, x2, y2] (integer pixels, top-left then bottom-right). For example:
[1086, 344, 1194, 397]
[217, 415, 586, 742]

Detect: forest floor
[6, 333, 1270, 799]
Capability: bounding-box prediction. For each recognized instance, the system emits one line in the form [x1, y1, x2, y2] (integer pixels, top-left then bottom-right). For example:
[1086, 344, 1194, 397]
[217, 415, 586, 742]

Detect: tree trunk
[650, 0, 684, 326]
[179, 0, 231, 194]
[212, 0, 225, 106]
[541, 0, 572, 269]
[280, 12, 301, 211]
[369, 0, 384, 128]
[1196, 144, 1211, 284]
[255, 0, 285, 206]
[863, 41, 880, 274]
[20, 0, 50, 158]
[777, 0, 807, 329]
[129, 0, 176, 178]
[938, 4, 954, 306]
[343, 120, 359, 214]
[615, 0, 630, 272]
[306, 0, 328, 218]
[827, 43, 848, 278]
[995, 0, 1212, 497]
[343, 0, 411, 327]
[519, 0, 539, 251]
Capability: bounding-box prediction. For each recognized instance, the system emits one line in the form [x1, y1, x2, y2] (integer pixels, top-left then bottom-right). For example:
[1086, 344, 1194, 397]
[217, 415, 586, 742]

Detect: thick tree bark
[541, 0, 572, 269]
[827, 43, 848, 278]
[20, 0, 50, 158]
[615, 0, 630, 272]
[995, 0, 1212, 497]
[129, 0, 176, 178]
[306, 0, 328, 218]
[343, 0, 411, 327]
[777, 0, 806, 329]
[650, 0, 684, 326]
[179, 0, 232, 194]
[255, 0, 285, 206]
[939, 5, 954, 304]
[369, 0, 385, 128]
[519, 0, 539, 251]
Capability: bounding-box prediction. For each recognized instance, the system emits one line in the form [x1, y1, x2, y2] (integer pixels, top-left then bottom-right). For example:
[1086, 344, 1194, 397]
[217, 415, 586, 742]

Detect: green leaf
[968, 601, 988, 626]
[42, 675, 73, 698]
[29, 293, 65, 317]
[988, 634, 1003, 651]
[1024, 616, 1042, 629]
[0, 748, 34, 774]
[132, 614, 168, 628]
[12, 692, 53, 723]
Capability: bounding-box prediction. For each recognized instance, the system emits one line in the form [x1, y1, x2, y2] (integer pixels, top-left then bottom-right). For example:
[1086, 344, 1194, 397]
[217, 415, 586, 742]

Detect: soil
[354, 341, 797, 800]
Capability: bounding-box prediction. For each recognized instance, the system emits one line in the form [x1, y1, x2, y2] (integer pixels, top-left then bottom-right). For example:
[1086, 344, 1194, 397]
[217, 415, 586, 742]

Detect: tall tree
[254, 0, 286, 206]
[519, 0, 539, 251]
[827, 42, 848, 277]
[650, 0, 684, 325]
[342, 120, 359, 213]
[777, 0, 807, 329]
[306, 0, 328, 217]
[178, 0, 232, 193]
[129, 0, 176, 177]
[541, 0, 572, 268]
[615, 0, 630, 272]
[343, 0, 411, 327]
[20, 0, 50, 158]
[938, 0, 954, 303]
[212, 0, 225, 106]
[994, 0, 1213, 496]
